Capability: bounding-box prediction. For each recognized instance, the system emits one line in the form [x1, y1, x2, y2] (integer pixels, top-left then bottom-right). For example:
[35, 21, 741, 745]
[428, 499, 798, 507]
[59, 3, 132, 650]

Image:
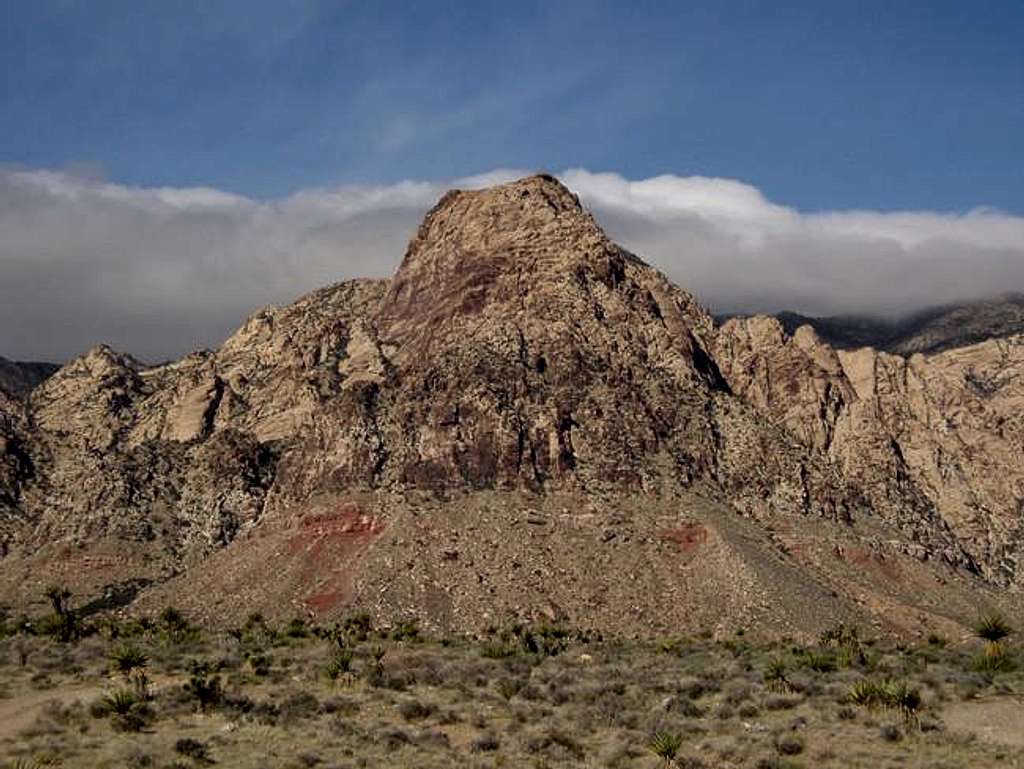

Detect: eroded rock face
[0, 175, 1020, 635]
[715, 317, 1024, 584]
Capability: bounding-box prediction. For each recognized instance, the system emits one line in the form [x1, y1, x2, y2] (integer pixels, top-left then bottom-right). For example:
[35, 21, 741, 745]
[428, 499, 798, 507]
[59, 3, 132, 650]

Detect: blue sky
[3, 0, 1022, 212]
[3, 1, 1024, 361]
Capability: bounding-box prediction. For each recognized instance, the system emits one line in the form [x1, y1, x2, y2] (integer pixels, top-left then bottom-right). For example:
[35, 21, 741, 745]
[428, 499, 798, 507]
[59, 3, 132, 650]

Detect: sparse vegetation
[0, 615, 1021, 767]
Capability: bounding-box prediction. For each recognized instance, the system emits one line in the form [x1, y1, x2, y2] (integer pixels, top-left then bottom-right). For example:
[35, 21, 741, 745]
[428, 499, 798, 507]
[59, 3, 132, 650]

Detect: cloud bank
[2, 166, 1023, 362]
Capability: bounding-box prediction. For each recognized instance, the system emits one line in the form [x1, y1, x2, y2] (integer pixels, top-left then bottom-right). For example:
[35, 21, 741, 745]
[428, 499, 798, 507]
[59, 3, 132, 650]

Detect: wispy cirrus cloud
[2, 166, 1023, 362]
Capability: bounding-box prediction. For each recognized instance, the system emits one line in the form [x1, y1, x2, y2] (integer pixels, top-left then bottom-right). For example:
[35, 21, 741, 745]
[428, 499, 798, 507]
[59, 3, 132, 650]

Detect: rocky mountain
[0, 175, 1019, 638]
[752, 294, 1024, 356]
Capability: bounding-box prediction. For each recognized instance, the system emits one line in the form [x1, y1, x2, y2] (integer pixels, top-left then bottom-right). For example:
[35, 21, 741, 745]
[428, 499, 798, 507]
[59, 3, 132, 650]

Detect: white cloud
[2, 166, 1023, 362]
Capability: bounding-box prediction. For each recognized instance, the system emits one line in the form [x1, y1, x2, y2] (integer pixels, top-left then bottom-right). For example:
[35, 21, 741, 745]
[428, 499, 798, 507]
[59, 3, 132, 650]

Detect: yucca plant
[102, 688, 138, 716]
[975, 611, 1013, 644]
[847, 678, 921, 725]
[649, 731, 684, 766]
[110, 643, 148, 678]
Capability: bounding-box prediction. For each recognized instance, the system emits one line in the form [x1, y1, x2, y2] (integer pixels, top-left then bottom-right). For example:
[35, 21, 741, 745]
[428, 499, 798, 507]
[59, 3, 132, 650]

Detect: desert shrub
[495, 676, 525, 700]
[649, 732, 684, 765]
[39, 585, 83, 643]
[184, 661, 222, 711]
[341, 611, 373, 643]
[319, 695, 361, 716]
[738, 702, 760, 718]
[284, 617, 309, 639]
[174, 738, 210, 761]
[666, 696, 704, 718]
[366, 645, 386, 677]
[799, 650, 836, 673]
[879, 723, 902, 742]
[245, 651, 271, 676]
[390, 618, 421, 643]
[324, 648, 354, 683]
[376, 726, 412, 750]
[471, 732, 501, 753]
[847, 678, 921, 724]
[397, 698, 436, 721]
[763, 694, 802, 711]
[676, 677, 708, 700]
[159, 607, 199, 644]
[480, 640, 517, 659]
[973, 646, 1017, 675]
[279, 691, 320, 723]
[659, 637, 687, 656]
[524, 728, 586, 761]
[100, 688, 137, 716]
[775, 734, 804, 756]
[763, 659, 792, 693]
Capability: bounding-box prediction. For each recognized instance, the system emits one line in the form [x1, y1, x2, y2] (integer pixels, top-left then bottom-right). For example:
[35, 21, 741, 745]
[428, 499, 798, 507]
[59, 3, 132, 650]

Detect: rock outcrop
[714, 316, 1024, 586]
[0, 175, 1019, 637]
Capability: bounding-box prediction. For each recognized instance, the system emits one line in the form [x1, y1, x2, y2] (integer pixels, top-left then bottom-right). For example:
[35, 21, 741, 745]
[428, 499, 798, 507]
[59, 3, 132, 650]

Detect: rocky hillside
[0, 175, 1019, 638]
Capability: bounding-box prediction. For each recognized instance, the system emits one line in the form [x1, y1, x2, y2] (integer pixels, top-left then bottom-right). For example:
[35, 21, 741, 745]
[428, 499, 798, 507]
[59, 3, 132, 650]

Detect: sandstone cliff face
[715, 317, 1024, 585]
[0, 175, 1019, 636]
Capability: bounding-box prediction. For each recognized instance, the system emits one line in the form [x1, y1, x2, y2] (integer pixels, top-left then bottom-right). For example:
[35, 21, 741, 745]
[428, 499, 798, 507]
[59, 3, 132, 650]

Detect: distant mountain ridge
[717, 294, 1024, 356]
[0, 357, 59, 400]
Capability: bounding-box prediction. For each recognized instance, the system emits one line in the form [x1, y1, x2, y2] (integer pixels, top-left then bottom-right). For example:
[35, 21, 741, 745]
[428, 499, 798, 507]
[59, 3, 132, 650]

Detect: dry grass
[0, 615, 1022, 768]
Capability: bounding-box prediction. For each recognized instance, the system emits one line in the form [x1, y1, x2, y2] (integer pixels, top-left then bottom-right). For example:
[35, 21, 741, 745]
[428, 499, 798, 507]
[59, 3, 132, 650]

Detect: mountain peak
[377, 174, 633, 351]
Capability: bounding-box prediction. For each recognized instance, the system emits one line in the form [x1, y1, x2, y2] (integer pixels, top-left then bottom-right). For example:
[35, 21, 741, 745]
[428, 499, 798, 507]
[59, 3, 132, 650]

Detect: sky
[1, 1, 1022, 361]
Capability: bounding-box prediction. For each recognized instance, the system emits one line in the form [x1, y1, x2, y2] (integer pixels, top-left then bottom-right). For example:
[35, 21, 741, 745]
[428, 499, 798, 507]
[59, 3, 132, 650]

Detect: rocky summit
[0, 174, 1020, 638]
